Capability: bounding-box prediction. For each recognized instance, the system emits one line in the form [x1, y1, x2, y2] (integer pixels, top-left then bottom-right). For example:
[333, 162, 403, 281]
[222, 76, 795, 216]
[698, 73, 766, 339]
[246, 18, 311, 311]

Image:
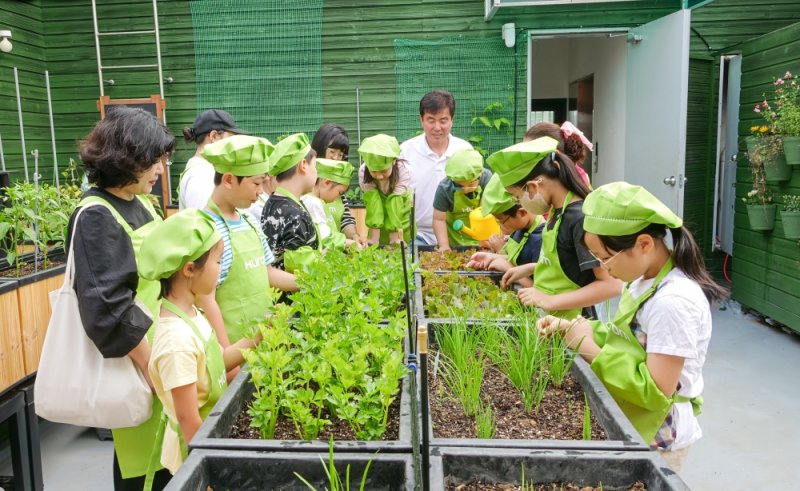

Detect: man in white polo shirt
[400, 90, 473, 246]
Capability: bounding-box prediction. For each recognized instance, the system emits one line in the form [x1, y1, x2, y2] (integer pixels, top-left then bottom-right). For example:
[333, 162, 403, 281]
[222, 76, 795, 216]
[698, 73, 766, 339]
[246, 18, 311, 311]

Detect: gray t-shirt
[433, 168, 493, 212]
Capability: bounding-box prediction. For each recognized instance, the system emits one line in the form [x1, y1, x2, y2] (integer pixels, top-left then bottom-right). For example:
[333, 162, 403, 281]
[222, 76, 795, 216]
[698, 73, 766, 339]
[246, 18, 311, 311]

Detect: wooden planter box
[0, 280, 25, 392]
[17, 266, 65, 375]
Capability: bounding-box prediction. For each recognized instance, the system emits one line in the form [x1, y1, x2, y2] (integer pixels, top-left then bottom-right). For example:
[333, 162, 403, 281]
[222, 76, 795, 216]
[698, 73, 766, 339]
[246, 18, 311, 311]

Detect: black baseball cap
[193, 109, 249, 137]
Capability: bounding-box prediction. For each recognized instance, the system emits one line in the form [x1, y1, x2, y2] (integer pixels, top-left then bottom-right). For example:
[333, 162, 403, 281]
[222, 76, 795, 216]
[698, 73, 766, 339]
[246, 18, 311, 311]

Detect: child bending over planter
[358, 134, 413, 245]
[466, 173, 545, 277]
[140, 209, 265, 478]
[490, 136, 621, 319]
[300, 158, 362, 249]
[537, 181, 726, 472]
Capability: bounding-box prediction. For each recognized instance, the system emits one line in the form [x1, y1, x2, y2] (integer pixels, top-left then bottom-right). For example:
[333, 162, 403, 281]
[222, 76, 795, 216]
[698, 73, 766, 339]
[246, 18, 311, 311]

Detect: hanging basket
[745, 136, 760, 155]
[782, 136, 800, 166]
[780, 210, 800, 239]
[764, 153, 792, 183]
[747, 204, 777, 231]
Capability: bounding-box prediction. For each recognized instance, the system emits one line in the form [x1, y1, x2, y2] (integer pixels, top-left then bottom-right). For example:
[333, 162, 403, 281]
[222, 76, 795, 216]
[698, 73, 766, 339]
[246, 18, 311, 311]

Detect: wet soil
[445, 481, 647, 490]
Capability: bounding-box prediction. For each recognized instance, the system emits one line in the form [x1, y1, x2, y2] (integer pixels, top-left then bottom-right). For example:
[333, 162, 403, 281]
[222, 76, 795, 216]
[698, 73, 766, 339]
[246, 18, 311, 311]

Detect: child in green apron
[432, 149, 492, 250]
[262, 133, 322, 272]
[300, 158, 358, 249]
[538, 182, 726, 472]
[467, 173, 544, 276]
[489, 137, 621, 319]
[195, 135, 296, 352]
[140, 210, 263, 480]
[358, 134, 413, 245]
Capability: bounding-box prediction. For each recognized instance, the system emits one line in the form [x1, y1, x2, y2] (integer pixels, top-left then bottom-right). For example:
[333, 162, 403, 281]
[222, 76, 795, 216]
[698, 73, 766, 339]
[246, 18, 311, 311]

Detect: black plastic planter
[190, 366, 415, 454]
[420, 323, 647, 451]
[165, 449, 416, 491]
[429, 447, 690, 490]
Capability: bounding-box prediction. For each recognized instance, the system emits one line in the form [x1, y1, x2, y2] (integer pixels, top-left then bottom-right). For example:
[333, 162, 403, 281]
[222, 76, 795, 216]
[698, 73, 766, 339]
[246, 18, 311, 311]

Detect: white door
[624, 9, 691, 216]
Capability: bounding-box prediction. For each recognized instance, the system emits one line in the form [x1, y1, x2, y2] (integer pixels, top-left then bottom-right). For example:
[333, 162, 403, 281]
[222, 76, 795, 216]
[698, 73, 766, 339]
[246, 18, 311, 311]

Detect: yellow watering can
[452, 207, 502, 241]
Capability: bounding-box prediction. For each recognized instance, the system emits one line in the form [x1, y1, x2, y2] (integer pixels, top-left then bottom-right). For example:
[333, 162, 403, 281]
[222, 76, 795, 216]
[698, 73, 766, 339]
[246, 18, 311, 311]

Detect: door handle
[663, 176, 676, 186]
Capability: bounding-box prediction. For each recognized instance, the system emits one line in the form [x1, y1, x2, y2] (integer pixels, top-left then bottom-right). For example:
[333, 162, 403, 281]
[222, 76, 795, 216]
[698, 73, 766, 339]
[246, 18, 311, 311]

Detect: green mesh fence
[394, 35, 527, 157]
[190, 0, 323, 139]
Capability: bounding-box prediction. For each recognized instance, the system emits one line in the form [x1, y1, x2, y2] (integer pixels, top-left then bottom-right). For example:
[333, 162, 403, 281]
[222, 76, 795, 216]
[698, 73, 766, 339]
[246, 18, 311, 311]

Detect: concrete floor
[1, 302, 799, 490]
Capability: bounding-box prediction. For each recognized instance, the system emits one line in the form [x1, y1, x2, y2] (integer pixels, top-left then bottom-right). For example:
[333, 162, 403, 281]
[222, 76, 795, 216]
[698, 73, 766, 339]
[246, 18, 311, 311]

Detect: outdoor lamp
[0, 30, 12, 53]
[502, 23, 515, 48]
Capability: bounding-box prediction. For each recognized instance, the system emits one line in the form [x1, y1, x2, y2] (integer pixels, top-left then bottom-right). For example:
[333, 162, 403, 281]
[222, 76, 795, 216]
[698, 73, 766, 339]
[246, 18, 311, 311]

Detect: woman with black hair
[310, 123, 364, 244]
[489, 136, 621, 319]
[67, 107, 176, 490]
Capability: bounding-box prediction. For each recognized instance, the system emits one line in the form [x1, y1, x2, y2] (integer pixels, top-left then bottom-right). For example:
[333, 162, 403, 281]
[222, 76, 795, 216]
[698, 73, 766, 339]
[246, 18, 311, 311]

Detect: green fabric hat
[446, 149, 484, 182]
[481, 173, 517, 217]
[316, 158, 354, 185]
[202, 134, 273, 177]
[139, 209, 222, 281]
[358, 134, 400, 172]
[487, 136, 559, 187]
[268, 133, 312, 176]
[582, 181, 683, 236]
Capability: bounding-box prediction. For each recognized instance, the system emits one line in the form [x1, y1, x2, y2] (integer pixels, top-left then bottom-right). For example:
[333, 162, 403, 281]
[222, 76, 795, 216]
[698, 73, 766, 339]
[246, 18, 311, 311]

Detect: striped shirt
[207, 211, 274, 286]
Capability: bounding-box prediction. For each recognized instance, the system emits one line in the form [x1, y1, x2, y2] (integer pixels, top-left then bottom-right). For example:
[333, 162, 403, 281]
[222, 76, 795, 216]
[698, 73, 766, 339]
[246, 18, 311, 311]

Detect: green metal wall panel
[732, 20, 800, 333]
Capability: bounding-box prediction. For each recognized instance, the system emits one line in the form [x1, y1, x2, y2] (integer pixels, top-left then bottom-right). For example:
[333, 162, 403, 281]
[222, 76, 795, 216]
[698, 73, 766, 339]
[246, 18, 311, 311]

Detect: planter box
[190, 365, 415, 453]
[0, 279, 25, 392]
[420, 323, 648, 451]
[165, 449, 416, 491]
[430, 447, 689, 491]
[17, 265, 65, 375]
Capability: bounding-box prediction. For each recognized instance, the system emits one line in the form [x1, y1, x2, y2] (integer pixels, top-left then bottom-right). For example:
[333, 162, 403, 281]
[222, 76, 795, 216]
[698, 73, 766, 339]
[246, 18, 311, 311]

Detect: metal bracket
[627, 33, 644, 44]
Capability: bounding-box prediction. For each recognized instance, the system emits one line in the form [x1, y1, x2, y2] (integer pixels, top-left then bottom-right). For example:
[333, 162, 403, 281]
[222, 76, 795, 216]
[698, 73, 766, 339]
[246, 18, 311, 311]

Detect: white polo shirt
[178, 155, 215, 210]
[399, 133, 472, 245]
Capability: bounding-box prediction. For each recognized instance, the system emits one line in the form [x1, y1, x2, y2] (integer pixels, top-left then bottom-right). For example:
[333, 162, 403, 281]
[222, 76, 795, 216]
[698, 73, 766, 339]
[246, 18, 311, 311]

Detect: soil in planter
[420, 250, 478, 271]
[230, 393, 401, 441]
[422, 272, 522, 319]
[429, 359, 606, 440]
[0, 259, 65, 278]
[445, 481, 646, 490]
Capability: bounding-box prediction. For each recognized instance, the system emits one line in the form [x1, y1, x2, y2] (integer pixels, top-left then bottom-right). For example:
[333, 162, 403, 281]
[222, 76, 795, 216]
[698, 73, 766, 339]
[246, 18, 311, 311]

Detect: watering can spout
[450, 207, 501, 241]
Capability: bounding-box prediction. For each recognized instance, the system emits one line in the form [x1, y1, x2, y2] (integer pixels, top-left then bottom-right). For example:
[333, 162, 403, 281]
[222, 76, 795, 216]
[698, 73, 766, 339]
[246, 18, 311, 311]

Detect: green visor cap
[446, 149, 484, 182]
[268, 133, 312, 176]
[481, 173, 517, 217]
[316, 158, 354, 185]
[582, 181, 683, 236]
[358, 134, 400, 172]
[202, 134, 273, 177]
[487, 136, 559, 188]
[139, 209, 222, 281]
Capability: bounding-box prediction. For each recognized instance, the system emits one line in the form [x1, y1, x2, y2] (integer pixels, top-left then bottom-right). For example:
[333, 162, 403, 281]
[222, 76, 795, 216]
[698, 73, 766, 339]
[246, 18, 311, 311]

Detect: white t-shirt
[300, 193, 332, 240]
[628, 267, 712, 450]
[399, 133, 472, 245]
[242, 193, 269, 225]
[179, 156, 215, 210]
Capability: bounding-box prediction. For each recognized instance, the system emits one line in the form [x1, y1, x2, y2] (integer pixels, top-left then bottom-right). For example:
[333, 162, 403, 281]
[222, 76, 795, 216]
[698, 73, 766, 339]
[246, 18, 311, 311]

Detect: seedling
[475, 402, 496, 439]
[583, 394, 592, 441]
[294, 439, 377, 491]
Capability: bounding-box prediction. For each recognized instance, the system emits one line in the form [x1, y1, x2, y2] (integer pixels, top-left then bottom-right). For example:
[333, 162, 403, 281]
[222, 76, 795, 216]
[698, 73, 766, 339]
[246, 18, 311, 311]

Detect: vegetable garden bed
[430, 447, 689, 491]
[418, 248, 478, 272]
[421, 322, 647, 451]
[416, 271, 523, 321]
[165, 449, 416, 491]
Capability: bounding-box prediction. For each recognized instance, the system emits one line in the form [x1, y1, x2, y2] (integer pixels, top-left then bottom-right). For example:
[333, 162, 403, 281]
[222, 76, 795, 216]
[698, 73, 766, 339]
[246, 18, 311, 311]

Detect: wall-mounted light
[502, 23, 515, 48]
[0, 30, 12, 53]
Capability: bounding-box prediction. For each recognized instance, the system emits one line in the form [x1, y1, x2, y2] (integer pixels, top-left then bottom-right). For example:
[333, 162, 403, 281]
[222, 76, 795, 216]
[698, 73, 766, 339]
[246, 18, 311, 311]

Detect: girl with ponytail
[537, 181, 725, 472]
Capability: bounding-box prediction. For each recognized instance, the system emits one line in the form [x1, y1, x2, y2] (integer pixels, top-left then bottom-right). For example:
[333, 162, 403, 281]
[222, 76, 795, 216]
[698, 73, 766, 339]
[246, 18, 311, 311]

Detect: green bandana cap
[316, 158, 355, 185]
[268, 133, 312, 176]
[139, 209, 222, 280]
[487, 136, 559, 187]
[202, 134, 273, 177]
[582, 181, 683, 236]
[446, 149, 484, 182]
[481, 173, 517, 217]
[358, 134, 400, 172]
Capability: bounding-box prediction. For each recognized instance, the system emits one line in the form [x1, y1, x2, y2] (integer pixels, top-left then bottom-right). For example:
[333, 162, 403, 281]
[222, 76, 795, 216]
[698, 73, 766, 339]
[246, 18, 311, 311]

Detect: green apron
[325, 198, 345, 231]
[502, 215, 544, 266]
[590, 258, 703, 443]
[274, 186, 321, 273]
[144, 300, 227, 489]
[320, 199, 347, 249]
[446, 186, 483, 247]
[363, 188, 412, 244]
[532, 193, 582, 319]
[78, 195, 166, 479]
[207, 199, 272, 343]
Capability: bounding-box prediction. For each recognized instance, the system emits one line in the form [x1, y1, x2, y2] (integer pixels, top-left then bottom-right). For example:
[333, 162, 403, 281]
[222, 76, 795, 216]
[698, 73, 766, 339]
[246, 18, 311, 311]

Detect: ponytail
[512, 151, 590, 199]
[182, 127, 197, 143]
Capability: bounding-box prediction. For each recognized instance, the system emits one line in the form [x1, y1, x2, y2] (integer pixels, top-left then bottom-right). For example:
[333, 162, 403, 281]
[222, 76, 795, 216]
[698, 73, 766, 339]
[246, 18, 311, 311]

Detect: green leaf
[479, 116, 492, 128]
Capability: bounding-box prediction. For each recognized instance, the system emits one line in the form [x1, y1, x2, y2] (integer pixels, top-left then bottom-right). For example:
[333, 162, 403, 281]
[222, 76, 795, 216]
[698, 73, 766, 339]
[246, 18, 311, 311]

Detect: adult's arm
[432, 210, 450, 250]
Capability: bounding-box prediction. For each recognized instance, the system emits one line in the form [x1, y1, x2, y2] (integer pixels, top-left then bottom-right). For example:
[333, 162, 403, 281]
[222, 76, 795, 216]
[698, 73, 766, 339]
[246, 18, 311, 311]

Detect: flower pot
[745, 136, 760, 155]
[780, 210, 800, 239]
[746, 204, 777, 231]
[764, 154, 792, 182]
[782, 136, 800, 166]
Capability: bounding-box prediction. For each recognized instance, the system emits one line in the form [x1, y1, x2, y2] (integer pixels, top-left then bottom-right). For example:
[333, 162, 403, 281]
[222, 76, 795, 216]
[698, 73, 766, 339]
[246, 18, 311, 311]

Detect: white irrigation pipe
[14, 67, 29, 182]
[356, 87, 362, 146]
[0, 133, 5, 171]
[45, 71, 60, 187]
[32, 149, 40, 273]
